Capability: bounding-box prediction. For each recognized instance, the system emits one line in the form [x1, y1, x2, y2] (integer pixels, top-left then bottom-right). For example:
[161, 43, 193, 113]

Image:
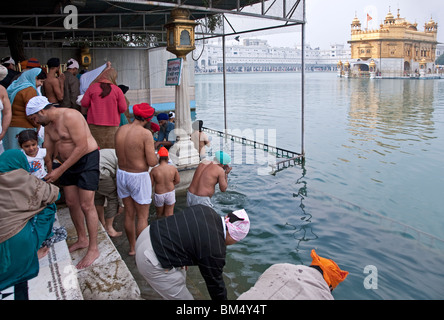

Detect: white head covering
[225, 209, 250, 242]
[2, 57, 15, 65]
[67, 58, 79, 69]
[26, 96, 51, 116]
[0, 65, 7, 81]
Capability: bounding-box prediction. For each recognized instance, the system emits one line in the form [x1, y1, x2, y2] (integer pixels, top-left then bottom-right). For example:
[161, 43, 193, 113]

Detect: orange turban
[158, 147, 169, 157]
[310, 249, 348, 291]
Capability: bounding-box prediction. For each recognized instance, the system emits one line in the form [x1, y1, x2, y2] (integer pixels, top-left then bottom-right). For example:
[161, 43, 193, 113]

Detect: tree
[436, 53, 444, 65]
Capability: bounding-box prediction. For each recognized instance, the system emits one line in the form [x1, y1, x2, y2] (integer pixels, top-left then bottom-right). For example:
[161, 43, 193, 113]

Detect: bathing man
[150, 146, 180, 218]
[115, 103, 157, 255]
[26, 96, 100, 269]
[238, 249, 348, 300]
[187, 150, 232, 207]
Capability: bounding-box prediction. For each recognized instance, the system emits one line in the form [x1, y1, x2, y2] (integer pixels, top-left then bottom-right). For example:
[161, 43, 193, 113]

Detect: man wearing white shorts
[117, 169, 152, 205]
[115, 102, 158, 255]
[153, 190, 175, 207]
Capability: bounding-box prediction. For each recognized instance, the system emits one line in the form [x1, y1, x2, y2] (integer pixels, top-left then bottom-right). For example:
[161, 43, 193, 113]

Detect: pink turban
[225, 209, 250, 242]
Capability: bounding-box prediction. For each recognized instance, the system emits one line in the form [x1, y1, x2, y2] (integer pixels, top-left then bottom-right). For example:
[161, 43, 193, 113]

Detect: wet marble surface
[29, 206, 141, 300]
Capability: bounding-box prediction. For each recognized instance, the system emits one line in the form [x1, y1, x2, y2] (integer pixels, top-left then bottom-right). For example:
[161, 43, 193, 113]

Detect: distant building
[194, 38, 351, 73]
[436, 44, 444, 58]
[341, 8, 439, 78]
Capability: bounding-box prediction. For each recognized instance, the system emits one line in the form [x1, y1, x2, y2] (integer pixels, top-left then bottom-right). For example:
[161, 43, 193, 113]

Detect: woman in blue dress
[0, 149, 59, 300]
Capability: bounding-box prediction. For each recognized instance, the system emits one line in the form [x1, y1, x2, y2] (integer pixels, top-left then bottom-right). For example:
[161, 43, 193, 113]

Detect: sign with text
[165, 58, 183, 86]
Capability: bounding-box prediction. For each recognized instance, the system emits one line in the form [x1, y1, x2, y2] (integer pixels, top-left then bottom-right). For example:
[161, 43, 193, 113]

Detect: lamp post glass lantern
[165, 8, 198, 58]
[165, 8, 200, 167]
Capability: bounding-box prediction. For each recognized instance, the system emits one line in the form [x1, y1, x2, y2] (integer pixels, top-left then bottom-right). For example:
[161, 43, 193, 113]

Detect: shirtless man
[150, 147, 180, 217]
[190, 120, 210, 160]
[187, 150, 232, 208]
[115, 103, 157, 255]
[26, 95, 100, 269]
[43, 58, 64, 105]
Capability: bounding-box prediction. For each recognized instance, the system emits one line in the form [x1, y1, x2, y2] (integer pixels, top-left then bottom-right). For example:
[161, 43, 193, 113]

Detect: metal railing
[202, 126, 304, 172]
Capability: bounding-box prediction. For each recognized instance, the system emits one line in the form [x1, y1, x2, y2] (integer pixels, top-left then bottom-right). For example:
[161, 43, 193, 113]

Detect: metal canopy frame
[0, 0, 304, 46]
[0, 0, 306, 158]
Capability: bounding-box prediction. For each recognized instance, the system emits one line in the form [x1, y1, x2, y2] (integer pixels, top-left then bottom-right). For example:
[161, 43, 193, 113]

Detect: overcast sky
[228, 0, 444, 49]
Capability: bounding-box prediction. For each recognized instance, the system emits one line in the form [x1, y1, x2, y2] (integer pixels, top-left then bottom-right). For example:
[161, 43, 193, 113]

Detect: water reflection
[284, 164, 318, 251]
[345, 79, 436, 160]
[192, 73, 444, 299]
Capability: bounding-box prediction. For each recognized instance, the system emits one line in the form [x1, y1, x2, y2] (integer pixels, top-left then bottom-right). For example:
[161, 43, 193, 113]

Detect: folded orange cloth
[310, 249, 349, 290]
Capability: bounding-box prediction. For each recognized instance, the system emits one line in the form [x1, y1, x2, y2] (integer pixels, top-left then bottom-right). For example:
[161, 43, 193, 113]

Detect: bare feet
[68, 239, 89, 253]
[106, 228, 122, 238]
[76, 248, 100, 269]
[38, 246, 49, 259]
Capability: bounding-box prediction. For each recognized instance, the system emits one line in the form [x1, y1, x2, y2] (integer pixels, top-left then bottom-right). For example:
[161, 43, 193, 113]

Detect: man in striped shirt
[135, 204, 250, 300]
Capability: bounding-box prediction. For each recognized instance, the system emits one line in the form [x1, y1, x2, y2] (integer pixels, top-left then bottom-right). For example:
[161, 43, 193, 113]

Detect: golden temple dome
[426, 17, 436, 26]
[384, 9, 395, 24]
[351, 15, 361, 29]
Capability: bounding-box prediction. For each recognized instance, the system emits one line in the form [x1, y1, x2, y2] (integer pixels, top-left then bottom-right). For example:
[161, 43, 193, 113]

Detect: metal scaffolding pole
[223, 32, 228, 133]
[301, 0, 306, 159]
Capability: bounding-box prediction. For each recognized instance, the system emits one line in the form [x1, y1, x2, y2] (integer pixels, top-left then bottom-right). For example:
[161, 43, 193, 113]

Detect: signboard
[165, 58, 183, 86]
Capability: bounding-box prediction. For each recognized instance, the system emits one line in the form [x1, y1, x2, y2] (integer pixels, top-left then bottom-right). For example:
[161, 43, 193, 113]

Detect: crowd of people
[0, 55, 250, 301]
[0, 55, 348, 301]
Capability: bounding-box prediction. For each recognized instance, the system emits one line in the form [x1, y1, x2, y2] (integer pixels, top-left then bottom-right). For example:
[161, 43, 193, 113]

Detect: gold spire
[351, 13, 361, 30]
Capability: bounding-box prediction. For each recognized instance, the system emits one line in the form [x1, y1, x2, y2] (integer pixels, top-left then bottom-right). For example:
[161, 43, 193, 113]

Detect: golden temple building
[338, 8, 439, 78]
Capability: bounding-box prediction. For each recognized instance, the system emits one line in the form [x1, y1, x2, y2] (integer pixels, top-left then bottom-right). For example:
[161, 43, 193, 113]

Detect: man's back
[43, 73, 64, 104]
[188, 160, 225, 197]
[151, 162, 179, 194]
[149, 204, 227, 300]
[115, 122, 157, 172]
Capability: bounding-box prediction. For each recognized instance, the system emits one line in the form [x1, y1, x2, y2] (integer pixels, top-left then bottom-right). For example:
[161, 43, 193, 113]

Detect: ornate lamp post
[165, 8, 198, 58]
[343, 61, 350, 78]
[80, 46, 92, 69]
[369, 59, 376, 78]
[419, 58, 427, 78]
[337, 60, 343, 77]
[164, 8, 200, 167]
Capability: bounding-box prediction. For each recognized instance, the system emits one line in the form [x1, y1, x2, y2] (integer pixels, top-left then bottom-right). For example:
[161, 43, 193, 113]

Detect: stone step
[28, 210, 83, 300]
[28, 206, 142, 300]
